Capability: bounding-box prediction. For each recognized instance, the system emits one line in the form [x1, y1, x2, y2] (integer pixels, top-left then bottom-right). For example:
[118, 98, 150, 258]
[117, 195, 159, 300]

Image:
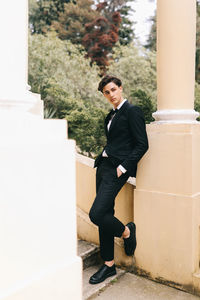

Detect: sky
[128, 0, 157, 45]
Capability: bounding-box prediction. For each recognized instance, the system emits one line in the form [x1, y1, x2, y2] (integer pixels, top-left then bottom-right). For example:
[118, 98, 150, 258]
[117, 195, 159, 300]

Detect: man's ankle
[105, 260, 115, 267]
[122, 226, 130, 239]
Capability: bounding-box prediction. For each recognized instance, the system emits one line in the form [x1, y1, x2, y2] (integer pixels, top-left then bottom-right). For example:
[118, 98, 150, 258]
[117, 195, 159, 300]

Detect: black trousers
[89, 158, 130, 261]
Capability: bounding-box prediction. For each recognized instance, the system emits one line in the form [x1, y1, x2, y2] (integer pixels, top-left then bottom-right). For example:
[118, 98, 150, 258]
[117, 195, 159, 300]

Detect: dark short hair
[98, 75, 122, 93]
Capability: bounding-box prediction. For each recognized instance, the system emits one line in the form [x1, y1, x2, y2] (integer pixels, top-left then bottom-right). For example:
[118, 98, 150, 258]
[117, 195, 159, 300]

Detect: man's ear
[120, 86, 123, 92]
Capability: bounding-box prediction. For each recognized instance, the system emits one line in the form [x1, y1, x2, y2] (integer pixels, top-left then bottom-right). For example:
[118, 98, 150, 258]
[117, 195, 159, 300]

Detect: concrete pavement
[88, 272, 200, 300]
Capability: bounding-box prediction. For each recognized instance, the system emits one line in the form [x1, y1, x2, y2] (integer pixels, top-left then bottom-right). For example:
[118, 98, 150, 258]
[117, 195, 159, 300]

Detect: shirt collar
[114, 99, 127, 111]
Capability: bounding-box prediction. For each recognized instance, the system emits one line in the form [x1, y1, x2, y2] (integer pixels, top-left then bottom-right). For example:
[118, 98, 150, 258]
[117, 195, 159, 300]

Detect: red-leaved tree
[82, 3, 121, 73]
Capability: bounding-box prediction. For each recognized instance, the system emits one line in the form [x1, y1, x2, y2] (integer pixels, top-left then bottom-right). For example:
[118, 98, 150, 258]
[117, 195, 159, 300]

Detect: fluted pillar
[134, 0, 200, 296]
[153, 0, 199, 122]
[0, 0, 42, 115]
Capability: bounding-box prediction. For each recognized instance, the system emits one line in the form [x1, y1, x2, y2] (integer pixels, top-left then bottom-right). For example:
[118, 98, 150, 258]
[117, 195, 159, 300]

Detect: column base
[152, 109, 199, 123]
[0, 91, 43, 117]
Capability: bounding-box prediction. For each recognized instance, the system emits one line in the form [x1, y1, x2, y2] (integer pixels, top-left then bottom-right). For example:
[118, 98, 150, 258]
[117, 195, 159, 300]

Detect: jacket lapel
[108, 101, 129, 134]
[104, 109, 113, 137]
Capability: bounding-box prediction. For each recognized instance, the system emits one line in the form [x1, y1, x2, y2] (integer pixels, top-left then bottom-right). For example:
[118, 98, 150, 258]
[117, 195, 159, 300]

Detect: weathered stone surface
[89, 273, 200, 300]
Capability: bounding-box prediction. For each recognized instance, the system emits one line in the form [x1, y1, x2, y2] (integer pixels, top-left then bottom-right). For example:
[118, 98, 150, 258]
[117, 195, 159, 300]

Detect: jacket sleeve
[120, 106, 149, 172]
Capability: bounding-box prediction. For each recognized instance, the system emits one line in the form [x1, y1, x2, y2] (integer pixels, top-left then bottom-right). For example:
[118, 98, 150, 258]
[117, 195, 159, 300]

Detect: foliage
[130, 89, 155, 123]
[66, 105, 107, 156]
[82, 11, 121, 72]
[118, 4, 135, 45]
[195, 82, 200, 121]
[82, 0, 134, 70]
[29, 0, 72, 34]
[42, 82, 107, 155]
[43, 82, 107, 155]
[109, 42, 157, 107]
[145, 14, 156, 51]
[29, 0, 135, 70]
[96, 0, 135, 46]
[28, 32, 104, 106]
[52, 0, 98, 44]
[44, 106, 57, 118]
[29, 0, 38, 15]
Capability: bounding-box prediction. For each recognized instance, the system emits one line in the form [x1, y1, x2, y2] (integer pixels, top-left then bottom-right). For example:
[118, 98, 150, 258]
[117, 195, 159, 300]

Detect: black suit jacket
[94, 101, 148, 177]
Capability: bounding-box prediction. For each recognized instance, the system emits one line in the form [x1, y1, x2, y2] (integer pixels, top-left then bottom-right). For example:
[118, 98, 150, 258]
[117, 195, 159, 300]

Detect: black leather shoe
[123, 222, 136, 256]
[89, 264, 116, 284]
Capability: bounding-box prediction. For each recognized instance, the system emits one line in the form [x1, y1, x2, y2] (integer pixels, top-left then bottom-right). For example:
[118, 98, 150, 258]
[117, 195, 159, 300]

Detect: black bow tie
[110, 108, 118, 116]
[108, 108, 118, 122]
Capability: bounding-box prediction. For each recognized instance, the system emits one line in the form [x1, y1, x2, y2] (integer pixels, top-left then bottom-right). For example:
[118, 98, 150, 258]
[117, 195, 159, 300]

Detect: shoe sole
[89, 270, 117, 284]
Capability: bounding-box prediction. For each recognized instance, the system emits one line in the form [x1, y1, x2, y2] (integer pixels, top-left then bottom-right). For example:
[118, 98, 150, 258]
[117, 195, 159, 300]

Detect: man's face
[102, 82, 123, 109]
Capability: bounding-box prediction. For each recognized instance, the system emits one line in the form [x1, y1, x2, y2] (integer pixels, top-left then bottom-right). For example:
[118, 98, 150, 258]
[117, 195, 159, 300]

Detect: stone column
[0, 0, 42, 115]
[0, 1, 82, 299]
[134, 0, 200, 295]
[153, 0, 199, 123]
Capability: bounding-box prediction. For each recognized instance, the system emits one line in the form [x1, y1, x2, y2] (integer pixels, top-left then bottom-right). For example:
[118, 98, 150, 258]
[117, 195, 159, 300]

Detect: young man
[89, 75, 148, 284]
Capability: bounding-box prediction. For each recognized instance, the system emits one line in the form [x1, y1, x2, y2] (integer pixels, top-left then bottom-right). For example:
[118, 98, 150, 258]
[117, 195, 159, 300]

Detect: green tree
[42, 82, 107, 155]
[66, 106, 106, 156]
[52, 0, 98, 44]
[109, 43, 157, 107]
[145, 14, 156, 51]
[118, 4, 135, 45]
[29, 0, 72, 34]
[130, 89, 155, 123]
[28, 32, 104, 105]
[29, 0, 38, 15]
